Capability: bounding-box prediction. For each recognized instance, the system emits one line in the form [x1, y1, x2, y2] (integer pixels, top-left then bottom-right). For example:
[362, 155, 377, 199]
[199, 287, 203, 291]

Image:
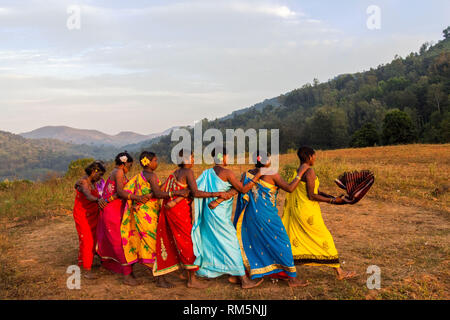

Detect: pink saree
[96, 177, 133, 275]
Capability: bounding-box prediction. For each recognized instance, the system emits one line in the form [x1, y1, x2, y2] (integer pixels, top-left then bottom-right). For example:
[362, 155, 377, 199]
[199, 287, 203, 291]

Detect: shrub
[65, 158, 95, 178]
[382, 109, 417, 145]
[351, 122, 380, 147]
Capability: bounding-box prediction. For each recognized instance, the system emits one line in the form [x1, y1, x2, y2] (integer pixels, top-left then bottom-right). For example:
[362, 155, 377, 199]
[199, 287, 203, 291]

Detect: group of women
[72, 146, 356, 290]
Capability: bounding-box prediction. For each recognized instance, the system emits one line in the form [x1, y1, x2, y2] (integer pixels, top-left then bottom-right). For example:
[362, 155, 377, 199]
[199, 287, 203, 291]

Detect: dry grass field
[0, 144, 449, 300]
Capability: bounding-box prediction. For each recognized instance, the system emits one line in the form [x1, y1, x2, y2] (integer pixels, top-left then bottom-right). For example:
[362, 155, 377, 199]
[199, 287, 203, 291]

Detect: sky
[0, 0, 449, 135]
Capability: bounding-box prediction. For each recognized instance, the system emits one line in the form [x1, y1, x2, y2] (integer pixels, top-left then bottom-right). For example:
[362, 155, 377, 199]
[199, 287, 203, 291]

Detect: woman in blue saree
[233, 151, 310, 287]
[191, 147, 264, 289]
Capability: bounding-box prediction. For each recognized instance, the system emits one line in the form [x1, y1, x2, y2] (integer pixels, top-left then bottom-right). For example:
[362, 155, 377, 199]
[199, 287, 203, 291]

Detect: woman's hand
[135, 194, 150, 203]
[218, 191, 232, 200]
[142, 193, 153, 202]
[208, 200, 219, 210]
[165, 201, 176, 210]
[97, 198, 108, 209]
[175, 189, 190, 198]
[332, 196, 351, 205]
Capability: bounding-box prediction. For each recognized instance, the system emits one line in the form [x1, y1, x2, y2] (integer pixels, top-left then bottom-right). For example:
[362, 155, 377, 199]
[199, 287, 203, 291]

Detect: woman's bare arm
[305, 169, 336, 203]
[76, 179, 99, 202]
[115, 169, 148, 202]
[225, 168, 261, 194]
[186, 170, 226, 198]
[272, 163, 310, 193]
[149, 172, 188, 199]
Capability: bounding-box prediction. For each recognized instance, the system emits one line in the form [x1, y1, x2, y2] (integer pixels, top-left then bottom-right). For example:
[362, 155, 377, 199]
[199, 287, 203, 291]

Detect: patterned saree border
[235, 200, 251, 271]
[152, 262, 181, 276]
[246, 172, 278, 192]
[293, 254, 340, 266]
[153, 261, 199, 276]
[95, 243, 134, 267]
[248, 263, 296, 277]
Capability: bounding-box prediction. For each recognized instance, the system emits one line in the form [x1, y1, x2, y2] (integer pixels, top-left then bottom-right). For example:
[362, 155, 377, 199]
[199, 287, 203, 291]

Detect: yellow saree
[282, 173, 340, 268]
[120, 172, 161, 269]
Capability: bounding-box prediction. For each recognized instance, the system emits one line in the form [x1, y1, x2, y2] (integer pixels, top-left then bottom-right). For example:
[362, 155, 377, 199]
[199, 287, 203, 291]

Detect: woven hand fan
[335, 170, 375, 204]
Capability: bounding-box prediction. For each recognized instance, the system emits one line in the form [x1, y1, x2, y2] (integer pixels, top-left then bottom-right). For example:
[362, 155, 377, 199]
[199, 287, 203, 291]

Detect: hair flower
[119, 155, 128, 163]
[257, 155, 262, 162]
[217, 153, 223, 162]
[141, 157, 150, 167]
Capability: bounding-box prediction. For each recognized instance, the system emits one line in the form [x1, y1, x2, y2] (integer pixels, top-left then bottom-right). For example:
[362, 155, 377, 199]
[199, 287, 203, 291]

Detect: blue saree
[191, 168, 246, 278]
[234, 172, 297, 279]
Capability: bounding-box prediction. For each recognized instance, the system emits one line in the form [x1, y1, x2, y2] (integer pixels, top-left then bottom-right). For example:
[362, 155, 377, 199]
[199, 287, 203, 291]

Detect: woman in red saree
[96, 152, 151, 286]
[73, 161, 107, 279]
[154, 150, 230, 288]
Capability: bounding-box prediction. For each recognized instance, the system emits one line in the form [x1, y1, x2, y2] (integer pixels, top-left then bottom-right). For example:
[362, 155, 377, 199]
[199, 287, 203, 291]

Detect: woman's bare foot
[123, 274, 140, 286]
[83, 270, 99, 279]
[228, 276, 240, 284]
[187, 278, 209, 289]
[156, 276, 175, 288]
[240, 276, 264, 289]
[336, 270, 357, 280]
[186, 270, 208, 288]
[287, 277, 309, 287]
[179, 271, 188, 280]
[100, 265, 114, 274]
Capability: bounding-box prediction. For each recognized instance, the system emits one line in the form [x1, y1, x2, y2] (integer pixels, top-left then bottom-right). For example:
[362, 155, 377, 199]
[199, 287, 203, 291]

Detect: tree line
[141, 27, 450, 161]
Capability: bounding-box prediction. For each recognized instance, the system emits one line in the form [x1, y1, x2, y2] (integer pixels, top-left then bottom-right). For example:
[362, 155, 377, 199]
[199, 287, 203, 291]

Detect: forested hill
[0, 131, 117, 181]
[143, 27, 450, 161]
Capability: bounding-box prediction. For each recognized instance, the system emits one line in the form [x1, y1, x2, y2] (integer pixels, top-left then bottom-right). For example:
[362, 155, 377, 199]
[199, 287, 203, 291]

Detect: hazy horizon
[1, 0, 449, 135]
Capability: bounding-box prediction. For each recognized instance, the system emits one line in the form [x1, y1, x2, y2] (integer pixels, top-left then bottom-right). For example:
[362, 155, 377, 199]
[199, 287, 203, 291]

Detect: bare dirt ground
[3, 196, 449, 300]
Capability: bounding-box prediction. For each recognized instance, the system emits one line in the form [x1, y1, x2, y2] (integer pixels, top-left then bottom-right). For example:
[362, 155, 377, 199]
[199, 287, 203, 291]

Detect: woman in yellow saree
[120, 151, 188, 288]
[282, 146, 357, 280]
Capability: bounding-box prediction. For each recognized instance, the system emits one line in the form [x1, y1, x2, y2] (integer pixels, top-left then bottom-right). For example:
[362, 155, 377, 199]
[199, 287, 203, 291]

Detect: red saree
[153, 174, 199, 276]
[73, 186, 99, 270]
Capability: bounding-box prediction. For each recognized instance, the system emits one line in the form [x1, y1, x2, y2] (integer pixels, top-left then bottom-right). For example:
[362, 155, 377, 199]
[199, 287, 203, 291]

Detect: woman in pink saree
[96, 152, 151, 286]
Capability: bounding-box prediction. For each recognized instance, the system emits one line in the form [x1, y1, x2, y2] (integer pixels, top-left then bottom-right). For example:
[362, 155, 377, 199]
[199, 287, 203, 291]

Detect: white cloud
[229, 3, 300, 18]
[0, 7, 13, 15]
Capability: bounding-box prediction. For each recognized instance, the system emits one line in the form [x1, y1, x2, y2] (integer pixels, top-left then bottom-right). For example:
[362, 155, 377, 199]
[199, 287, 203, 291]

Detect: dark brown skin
[142, 156, 189, 199]
[301, 153, 345, 204]
[247, 162, 310, 193]
[111, 162, 152, 203]
[75, 171, 107, 210]
[174, 153, 229, 199]
[209, 158, 309, 210]
[212, 155, 262, 194]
